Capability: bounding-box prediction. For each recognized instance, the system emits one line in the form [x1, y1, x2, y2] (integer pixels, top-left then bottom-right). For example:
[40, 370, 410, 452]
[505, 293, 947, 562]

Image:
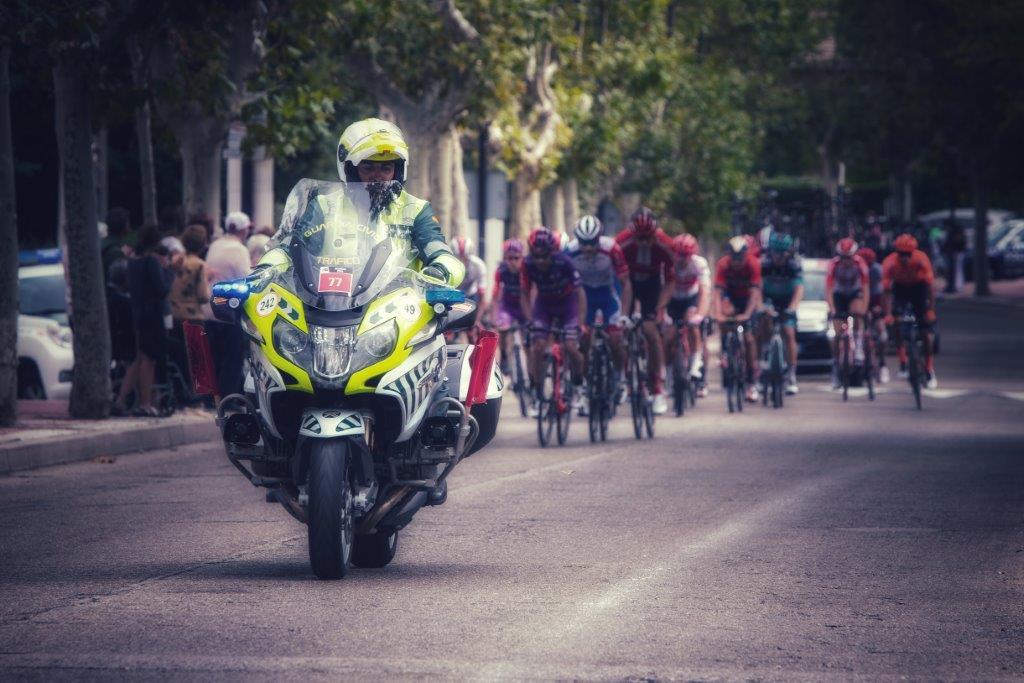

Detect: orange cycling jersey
[881, 249, 934, 290]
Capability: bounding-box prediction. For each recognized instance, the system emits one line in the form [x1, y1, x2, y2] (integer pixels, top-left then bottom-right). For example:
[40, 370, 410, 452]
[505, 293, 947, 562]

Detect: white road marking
[999, 391, 1024, 402]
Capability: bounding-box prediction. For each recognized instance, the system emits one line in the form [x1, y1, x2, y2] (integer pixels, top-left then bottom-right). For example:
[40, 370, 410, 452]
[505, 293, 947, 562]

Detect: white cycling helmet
[453, 235, 474, 258]
[574, 214, 603, 242]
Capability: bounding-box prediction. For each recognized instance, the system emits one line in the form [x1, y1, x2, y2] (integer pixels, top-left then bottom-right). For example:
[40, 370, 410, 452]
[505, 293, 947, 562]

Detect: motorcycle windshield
[272, 179, 410, 312]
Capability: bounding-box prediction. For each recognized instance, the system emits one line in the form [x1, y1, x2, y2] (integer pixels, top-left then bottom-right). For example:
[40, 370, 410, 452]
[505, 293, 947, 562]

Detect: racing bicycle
[720, 318, 747, 414]
[625, 318, 655, 439]
[535, 325, 575, 446]
[759, 304, 787, 409]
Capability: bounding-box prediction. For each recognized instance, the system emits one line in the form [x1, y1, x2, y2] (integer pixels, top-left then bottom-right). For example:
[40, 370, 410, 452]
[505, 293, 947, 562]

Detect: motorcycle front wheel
[307, 439, 354, 580]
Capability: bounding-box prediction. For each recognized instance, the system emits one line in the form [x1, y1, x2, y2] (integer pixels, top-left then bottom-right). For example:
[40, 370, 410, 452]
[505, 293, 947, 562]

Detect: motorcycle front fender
[296, 409, 373, 488]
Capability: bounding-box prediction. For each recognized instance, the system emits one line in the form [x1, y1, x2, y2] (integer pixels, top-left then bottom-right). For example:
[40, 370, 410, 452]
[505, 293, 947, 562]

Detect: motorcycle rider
[253, 118, 465, 288]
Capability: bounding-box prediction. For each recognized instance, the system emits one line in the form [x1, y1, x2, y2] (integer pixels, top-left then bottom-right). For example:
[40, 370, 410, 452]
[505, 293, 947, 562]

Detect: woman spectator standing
[118, 225, 173, 417]
[169, 225, 211, 395]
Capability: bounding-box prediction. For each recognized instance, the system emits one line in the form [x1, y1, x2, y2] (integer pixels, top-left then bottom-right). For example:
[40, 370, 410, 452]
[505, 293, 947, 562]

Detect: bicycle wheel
[864, 335, 876, 401]
[537, 355, 557, 446]
[644, 397, 655, 438]
[840, 335, 850, 402]
[630, 357, 645, 439]
[770, 337, 785, 409]
[513, 342, 529, 417]
[724, 365, 735, 414]
[672, 344, 686, 417]
[907, 329, 922, 410]
[599, 400, 610, 441]
[587, 349, 601, 443]
[556, 358, 573, 445]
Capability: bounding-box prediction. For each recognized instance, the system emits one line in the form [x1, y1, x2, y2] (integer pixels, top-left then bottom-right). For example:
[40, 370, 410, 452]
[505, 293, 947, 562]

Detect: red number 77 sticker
[317, 267, 353, 294]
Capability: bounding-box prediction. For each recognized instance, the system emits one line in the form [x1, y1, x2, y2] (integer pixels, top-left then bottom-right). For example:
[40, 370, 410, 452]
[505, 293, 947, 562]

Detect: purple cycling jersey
[521, 252, 581, 304]
[495, 261, 522, 307]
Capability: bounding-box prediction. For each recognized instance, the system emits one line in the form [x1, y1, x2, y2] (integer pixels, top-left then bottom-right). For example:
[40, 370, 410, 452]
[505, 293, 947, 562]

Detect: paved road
[1, 300, 1022, 680]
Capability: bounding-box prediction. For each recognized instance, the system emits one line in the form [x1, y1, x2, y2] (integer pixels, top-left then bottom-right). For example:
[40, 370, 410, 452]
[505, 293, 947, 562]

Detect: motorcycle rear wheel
[307, 439, 354, 580]
[352, 529, 398, 569]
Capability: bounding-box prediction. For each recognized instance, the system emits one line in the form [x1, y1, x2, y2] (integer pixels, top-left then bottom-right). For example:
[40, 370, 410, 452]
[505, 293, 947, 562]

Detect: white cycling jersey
[457, 255, 488, 298]
[671, 254, 710, 299]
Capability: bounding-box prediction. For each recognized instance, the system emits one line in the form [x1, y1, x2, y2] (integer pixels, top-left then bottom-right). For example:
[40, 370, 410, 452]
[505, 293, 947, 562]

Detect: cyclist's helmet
[857, 247, 877, 266]
[528, 227, 557, 255]
[630, 207, 658, 236]
[836, 237, 858, 257]
[453, 235, 473, 258]
[727, 235, 749, 260]
[894, 233, 918, 254]
[758, 225, 774, 250]
[672, 233, 699, 258]
[503, 238, 524, 257]
[574, 215, 603, 242]
[768, 232, 793, 253]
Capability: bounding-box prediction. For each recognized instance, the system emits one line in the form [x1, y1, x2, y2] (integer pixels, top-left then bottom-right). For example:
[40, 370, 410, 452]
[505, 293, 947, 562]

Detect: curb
[0, 418, 220, 475]
[938, 295, 1024, 311]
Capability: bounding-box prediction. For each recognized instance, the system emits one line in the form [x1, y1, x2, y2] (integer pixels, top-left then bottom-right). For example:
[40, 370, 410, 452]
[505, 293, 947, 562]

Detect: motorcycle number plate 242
[318, 267, 353, 295]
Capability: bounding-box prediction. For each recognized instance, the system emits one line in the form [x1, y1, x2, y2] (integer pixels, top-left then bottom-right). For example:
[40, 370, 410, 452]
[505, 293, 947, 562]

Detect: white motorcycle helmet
[336, 118, 410, 184]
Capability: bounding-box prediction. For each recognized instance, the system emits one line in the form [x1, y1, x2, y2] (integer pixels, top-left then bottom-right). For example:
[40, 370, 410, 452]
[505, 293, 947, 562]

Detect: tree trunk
[251, 146, 274, 231]
[54, 56, 111, 419]
[971, 162, 990, 297]
[541, 183, 565, 235]
[178, 112, 224, 228]
[0, 46, 19, 426]
[562, 178, 579, 233]
[450, 126, 471, 243]
[128, 37, 158, 225]
[510, 168, 542, 238]
[429, 127, 454, 237]
[92, 126, 108, 221]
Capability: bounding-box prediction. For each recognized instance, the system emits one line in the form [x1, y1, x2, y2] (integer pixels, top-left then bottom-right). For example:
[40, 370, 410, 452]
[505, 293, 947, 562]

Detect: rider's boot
[426, 480, 448, 507]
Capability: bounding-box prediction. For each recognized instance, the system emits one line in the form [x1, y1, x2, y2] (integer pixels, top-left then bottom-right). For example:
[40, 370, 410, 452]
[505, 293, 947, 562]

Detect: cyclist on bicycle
[567, 215, 631, 392]
[521, 227, 587, 403]
[665, 233, 711, 398]
[759, 232, 803, 395]
[615, 207, 676, 414]
[453, 236, 487, 314]
[882, 233, 938, 388]
[858, 246, 890, 384]
[713, 235, 762, 402]
[825, 238, 869, 388]
[490, 238, 527, 374]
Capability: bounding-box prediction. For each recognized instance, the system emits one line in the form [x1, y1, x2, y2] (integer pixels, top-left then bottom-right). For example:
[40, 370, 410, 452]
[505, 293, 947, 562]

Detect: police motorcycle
[210, 179, 501, 580]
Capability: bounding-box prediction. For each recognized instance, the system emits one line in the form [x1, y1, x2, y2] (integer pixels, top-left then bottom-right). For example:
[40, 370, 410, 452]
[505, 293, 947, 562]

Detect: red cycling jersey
[714, 253, 762, 300]
[614, 228, 676, 284]
[881, 249, 934, 290]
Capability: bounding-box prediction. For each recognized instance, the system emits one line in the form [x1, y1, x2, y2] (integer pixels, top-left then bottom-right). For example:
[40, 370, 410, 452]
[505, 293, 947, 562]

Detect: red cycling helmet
[857, 246, 877, 266]
[630, 207, 658, 236]
[528, 227, 557, 255]
[836, 237, 858, 257]
[503, 237, 524, 256]
[893, 233, 918, 254]
[673, 233, 699, 258]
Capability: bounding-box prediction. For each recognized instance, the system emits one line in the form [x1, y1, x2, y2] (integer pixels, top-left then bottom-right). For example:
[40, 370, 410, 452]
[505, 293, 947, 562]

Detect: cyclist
[825, 238, 869, 388]
[882, 233, 938, 388]
[567, 215, 631, 399]
[490, 238, 527, 374]
[665, 233, 711, 398]
[615, 207, 676, 414]
[712, 235, 762, 402]
[453, 236, 487, 336]
[520, 227, 587, 404]
[759, 232, 803, 395]
[857, 246, 890, 384]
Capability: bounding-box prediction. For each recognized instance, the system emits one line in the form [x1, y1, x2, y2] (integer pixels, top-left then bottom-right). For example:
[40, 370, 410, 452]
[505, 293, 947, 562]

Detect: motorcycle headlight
[310, 325, 355, 379]
[272, 318, 311, 367]
[351, 320, 399, 372]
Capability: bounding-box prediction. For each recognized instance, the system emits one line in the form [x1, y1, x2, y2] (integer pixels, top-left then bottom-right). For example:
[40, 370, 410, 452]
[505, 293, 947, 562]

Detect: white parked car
[795, 257, 832, 372]
[18, 260, 74, 399]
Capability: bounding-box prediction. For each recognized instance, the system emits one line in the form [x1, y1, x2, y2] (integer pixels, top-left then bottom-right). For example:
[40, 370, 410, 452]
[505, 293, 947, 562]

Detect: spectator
[116, 225, 173, 417]
[187, 213, 216, 250]
[106, 255, 136, 413]
[246, 232, 271, 267]
[169, 225, 212, 399]
[158, 206, 185, 254]
[102, 207, 132, 281]
[943, 219, 967, 293]
[205, 211, 252, 398]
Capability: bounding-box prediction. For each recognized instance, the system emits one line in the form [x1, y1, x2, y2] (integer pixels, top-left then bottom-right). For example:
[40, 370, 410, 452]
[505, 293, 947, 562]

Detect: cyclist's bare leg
[851, 297, 867, 358]
[565, 340, 585, 385]
[528, 336, 548, 392]
[642, 319, 664, 392]
[783, 325, 797, 369]
[744, 328, 758, 385]
[608, 329, 626, 369]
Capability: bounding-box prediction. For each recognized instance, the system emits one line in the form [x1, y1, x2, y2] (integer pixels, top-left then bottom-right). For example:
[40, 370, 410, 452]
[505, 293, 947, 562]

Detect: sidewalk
[936, 277, 1024, 309]
[0, 401, 220, 475]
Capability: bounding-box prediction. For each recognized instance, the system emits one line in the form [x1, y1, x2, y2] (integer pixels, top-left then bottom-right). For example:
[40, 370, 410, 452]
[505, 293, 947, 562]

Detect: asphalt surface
[1, 299, 1022, 680]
